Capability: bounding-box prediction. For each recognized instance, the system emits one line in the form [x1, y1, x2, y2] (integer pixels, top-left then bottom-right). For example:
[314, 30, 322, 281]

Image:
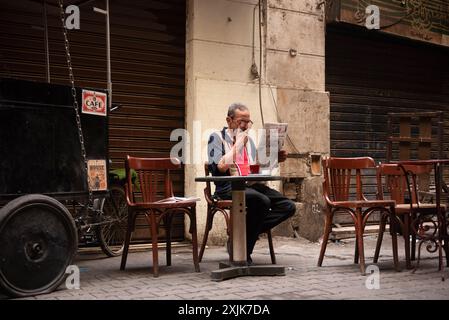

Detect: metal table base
[211, 262, 285, 281]
[195, 175, 285, 281]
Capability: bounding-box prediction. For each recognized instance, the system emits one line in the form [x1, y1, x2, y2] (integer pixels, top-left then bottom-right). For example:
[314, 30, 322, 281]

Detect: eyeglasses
[232, 118, 253, 126]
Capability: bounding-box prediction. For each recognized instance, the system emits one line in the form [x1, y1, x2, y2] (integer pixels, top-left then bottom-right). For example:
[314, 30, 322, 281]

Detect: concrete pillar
[185, 0, 329, 245]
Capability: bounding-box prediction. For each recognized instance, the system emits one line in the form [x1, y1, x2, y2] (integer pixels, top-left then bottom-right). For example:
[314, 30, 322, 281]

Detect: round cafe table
[195, 174, 286, 281]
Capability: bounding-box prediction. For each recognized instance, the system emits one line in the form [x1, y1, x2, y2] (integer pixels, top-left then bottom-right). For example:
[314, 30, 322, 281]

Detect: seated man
[207, 102, 296, 263]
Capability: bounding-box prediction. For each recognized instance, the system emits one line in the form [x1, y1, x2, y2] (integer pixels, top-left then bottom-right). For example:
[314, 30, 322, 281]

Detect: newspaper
[257, 122, 288, 171]
[155, 196, 201, 203]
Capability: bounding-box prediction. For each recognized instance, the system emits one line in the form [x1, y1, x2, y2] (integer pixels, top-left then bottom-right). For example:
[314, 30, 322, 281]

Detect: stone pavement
[9, 235, 449, 300]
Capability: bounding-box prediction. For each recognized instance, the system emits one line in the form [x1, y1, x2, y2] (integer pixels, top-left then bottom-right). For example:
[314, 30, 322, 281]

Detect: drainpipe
[94, 0, 112, 110]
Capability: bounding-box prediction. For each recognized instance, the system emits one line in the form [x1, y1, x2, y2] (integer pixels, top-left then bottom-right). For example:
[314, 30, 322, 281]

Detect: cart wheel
[96, 184, 127, 257]
[0, 194, 77, 297]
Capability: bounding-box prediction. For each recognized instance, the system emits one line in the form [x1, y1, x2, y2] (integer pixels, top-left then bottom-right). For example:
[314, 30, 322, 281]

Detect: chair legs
[317, 211, 334, 267]
[164, 214, 173, 267]
[354, 240, 359, 264]
[444, 233, 449, 268]
[266, 230, 276, 264]
[188, 207, 201, 272]
[403, 214, 412, 269]
[357, 208, 410, 274]
[375, 213, 401, 271]
[411, 211, 417, 261]
[198, 207, 218, 262]
[375, 212, 414, 271]
[120, 212, 136, 271]
[121, 208, 199, 277]
[148, 212, 159, 277]
[373, 213, 388, 264]
[199, 206, 277, 264]
[390, 217, 400, 271]
[355, 212, 366, 275]
[120, 228, 131, 270]
[199, 207, 230, 262]
[331, 210, 366, 275]
[121, 211, 160, 277]
[319, 209, 405, 275]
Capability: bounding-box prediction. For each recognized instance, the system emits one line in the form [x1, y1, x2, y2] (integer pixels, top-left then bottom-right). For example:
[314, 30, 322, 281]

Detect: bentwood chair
[199, 163, 276, 264]
[318, 157, 396, 274]
[374, 163, 445, 269]
[120, 156, 200, 277]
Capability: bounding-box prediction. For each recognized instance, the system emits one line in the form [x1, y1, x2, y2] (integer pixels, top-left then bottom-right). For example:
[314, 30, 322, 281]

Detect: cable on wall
[258, 0, 264, 126]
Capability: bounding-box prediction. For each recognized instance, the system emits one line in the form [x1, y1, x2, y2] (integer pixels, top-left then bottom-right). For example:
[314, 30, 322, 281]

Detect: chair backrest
[125, 155, 181, 203]
[322, 156, 376, 202]
[376, 163, 432, 204]
[386, 111, 444, 162]
[203, 162, 214, 204]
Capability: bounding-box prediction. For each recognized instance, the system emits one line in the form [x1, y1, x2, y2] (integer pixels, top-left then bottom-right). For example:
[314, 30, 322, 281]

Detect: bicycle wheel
[96, 184, 127, 257]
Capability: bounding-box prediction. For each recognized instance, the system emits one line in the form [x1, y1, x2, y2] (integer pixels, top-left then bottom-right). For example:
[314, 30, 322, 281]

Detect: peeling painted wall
[185, 0, 330, 245]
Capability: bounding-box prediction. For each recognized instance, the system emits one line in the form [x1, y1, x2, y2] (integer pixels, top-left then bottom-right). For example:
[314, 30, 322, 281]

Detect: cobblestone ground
[7, 235, 449, 300]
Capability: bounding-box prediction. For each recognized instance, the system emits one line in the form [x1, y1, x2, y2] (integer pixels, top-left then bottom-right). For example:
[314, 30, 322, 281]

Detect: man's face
[226, 109, 252, 131]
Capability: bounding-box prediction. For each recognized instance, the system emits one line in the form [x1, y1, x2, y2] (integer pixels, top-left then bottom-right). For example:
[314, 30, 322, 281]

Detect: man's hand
[278, 150, 288, 162]
[218, 129, 248, 173]
[233, 129, 248, 152]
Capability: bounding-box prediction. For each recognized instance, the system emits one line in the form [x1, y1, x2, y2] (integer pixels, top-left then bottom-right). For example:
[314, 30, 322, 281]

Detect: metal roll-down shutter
[326, 24, 449, 229]
[0, 0, 187, 242]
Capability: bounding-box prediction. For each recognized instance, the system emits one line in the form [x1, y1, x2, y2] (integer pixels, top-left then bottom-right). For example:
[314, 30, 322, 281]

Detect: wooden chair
[374, 163, 444, 269]
[120, 156, 200, 277]
[318, 157, 396, 274]
[198, 163, 276, 264]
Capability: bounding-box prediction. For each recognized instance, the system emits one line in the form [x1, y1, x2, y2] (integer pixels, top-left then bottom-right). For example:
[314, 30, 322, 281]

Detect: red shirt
[235, 147, 249, 176]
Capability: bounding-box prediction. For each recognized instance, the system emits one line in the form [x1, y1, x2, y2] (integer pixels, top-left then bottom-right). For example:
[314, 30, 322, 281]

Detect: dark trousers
[219, 183, 296, 258]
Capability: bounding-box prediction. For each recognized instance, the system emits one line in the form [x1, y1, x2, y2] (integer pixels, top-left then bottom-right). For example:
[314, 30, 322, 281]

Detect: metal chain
[58, 0, 94, 210]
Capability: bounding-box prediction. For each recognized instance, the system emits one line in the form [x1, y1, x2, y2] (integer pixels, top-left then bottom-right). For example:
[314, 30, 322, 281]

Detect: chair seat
[214, 200, 232, 209]
[395, 203, 447, 213]
[131, 198, 198, 209]
[331, 199, 395, 208]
